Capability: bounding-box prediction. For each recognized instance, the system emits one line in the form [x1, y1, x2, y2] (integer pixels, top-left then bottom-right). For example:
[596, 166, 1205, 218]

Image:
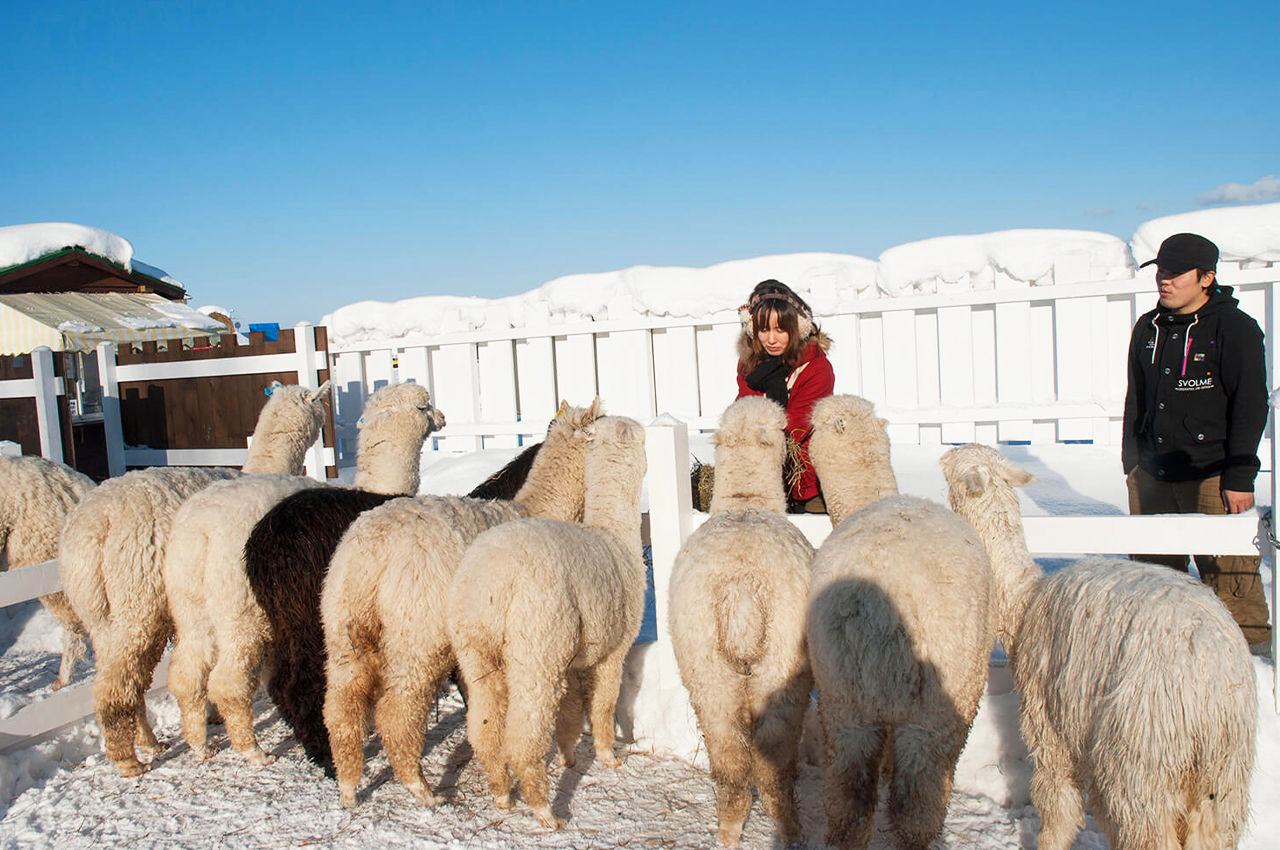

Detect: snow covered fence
[328, 263, 1278, 455]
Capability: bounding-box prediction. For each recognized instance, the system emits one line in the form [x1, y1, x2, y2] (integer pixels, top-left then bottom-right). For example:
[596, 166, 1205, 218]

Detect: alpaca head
[356, 382, 446, 441]
[939, 443, 1035, 525]
[579, 416, 647, 533]
[807, 394, 897, 524]
[709, 396, 788, 513]
[241, 380, 334, 474]
[353, 382, 446, 494]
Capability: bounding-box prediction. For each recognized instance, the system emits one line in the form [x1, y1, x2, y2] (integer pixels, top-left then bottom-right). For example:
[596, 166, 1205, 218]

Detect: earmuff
[738, 292, 814, 339]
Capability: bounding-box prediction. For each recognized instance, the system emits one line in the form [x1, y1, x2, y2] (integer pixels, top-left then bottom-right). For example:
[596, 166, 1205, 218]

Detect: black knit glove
[745, 356, 789, 407]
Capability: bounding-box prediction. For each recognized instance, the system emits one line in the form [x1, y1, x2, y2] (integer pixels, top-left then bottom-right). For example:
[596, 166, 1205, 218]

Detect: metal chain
[1260, 509, 1280, 551]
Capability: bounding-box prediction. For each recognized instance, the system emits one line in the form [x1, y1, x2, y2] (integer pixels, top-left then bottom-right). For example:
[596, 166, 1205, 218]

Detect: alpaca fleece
[943, 443, 1257, 850]
[807, 395, 995, 850]
[447, 416, 647, 829]
[243, 381, 445, 772]
[322, 400, 600, 810]
[0, 454, 95, 689]
[669, 396, 815, 847]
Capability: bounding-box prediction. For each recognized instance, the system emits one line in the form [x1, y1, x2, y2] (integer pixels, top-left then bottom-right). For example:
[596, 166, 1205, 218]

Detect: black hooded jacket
[1122, 284, 1268, 492]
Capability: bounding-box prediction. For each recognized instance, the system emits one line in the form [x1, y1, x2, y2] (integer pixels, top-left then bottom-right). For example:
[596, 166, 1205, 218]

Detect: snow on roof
[1131, 202, 1280, 266]
[0, 223, 182, 287]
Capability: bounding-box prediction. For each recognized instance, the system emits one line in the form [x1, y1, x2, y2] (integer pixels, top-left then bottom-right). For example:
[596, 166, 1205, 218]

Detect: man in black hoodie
[1123, 232, 1272, 651]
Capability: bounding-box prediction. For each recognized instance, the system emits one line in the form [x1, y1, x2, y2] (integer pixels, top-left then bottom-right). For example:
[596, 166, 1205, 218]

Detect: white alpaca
[322, 400, 602, 810]
[163, 380, 443, 767]
[447, 416, 647, 829]
[668, 396, 815, 847]
[0, 454, 95, 689]
[59, 381, 331, 777]
[806, 395, 995, 850]
[941, 443, 1257, 850]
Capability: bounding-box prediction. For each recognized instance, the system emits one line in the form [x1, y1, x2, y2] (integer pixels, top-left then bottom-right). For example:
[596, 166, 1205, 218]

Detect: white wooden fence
[328, 264, 1277, 453]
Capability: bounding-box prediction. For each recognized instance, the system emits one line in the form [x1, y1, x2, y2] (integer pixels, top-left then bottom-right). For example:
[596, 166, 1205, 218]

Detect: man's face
[1156, 267, 1212, 314]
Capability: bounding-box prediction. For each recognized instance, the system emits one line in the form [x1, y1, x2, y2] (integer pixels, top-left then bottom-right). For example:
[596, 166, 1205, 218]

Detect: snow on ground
[1, 440, 1276, 850]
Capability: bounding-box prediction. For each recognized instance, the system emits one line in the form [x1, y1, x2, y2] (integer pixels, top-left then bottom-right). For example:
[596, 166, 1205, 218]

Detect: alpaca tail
[714, 577, 767, 675]
[58, 502, 113, 635]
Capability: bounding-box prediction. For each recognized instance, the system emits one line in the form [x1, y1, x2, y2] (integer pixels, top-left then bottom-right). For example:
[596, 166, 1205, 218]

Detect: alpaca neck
[709, 450, 787, 515]
[241, 425, 311, 475]
[965, 498, 1043, 654]
[513, 437, 584, 521]
[824, 459, 898, 527]
[584, 483, 643, 561]
[352, 432, 424, 495]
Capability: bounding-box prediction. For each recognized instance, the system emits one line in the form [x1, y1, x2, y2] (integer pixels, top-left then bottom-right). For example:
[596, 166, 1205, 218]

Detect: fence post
[30, 346, 63, 463]
[637, 419, 701, 757]
[294, 323, 327, 482]
[97, 341, 125, 478]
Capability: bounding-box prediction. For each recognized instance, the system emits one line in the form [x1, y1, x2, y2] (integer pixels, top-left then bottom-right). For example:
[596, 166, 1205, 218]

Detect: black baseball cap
[1139, 233, 1219, 275]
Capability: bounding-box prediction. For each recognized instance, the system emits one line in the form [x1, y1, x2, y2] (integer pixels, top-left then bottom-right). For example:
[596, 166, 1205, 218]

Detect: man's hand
[1222, 489, 1255, 514]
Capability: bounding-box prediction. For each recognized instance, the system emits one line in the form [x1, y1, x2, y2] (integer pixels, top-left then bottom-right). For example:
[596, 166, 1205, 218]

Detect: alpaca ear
[264, 380, 284, 397]
[877, 417, 889, 432]
[556, 399, 570, 419]
[961, 466, 990, 497]
[1002, 461, 1036, 488]
[307, 380, 332, 403]
[588, 396, 604, 420]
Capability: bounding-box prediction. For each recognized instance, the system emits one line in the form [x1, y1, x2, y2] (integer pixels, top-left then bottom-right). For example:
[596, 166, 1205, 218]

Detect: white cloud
[1197, 174, 1280, 205]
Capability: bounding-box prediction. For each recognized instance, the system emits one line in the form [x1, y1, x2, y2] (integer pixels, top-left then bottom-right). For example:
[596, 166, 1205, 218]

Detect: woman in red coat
[735, 279, 835, 513]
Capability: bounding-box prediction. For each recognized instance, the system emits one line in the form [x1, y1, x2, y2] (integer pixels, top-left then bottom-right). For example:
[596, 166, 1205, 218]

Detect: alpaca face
[357, 383, 446, 436]
[939, 443, 1034, 513]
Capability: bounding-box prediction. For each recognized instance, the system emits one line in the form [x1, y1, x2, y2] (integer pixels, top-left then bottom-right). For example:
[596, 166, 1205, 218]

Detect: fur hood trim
[737, 329, 833, 363]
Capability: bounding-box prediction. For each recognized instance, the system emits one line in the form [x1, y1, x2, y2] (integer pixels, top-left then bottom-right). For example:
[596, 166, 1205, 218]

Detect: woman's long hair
[738, 280, 817, 374]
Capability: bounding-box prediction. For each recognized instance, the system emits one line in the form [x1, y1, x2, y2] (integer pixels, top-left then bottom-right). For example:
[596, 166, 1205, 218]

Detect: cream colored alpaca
[163, 380, 441, 767]
[942, 443, 1257, 850]
[0, 454, 94, 689]
[669, 396, 815, 847]
[322, 400, 602, 810]
[60, 381, 330, 777]
[806, 394, 995, 850]
[447, 416, 647, 829]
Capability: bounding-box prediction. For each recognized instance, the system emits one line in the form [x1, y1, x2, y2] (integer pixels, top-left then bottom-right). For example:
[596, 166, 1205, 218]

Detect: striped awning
[0, 291, 224, 355]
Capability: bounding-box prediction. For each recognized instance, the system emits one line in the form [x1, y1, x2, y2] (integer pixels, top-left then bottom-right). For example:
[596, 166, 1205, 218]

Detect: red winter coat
[735, 333, 835, 501]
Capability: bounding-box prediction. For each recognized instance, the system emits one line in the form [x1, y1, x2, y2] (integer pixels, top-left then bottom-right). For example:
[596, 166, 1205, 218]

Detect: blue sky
[4, 1, 1277, 327]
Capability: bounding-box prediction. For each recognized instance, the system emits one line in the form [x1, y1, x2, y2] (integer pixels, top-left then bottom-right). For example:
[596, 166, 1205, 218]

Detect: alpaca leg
[324, 653, 378, 810]
[269, 638, 333, 772]
[821, 714, 885, 850]
[379, 658, 449, 809]
[554, 669, 585, 768]
[131, 627, 171, 756]
[93, 629, 157, 776]
[208, 629, 273, 766]
[40, 591, 86, 691]
[886, 722, 965, 850]
[167, 628, 216, 759]
[454, 646, 512, 807]
[751, 689, 807, 846]
[693, 699, 753, 848]
[505, 665, 568, 829]
[585, 649, 628, 768]
[1023, 717, 1085, 850]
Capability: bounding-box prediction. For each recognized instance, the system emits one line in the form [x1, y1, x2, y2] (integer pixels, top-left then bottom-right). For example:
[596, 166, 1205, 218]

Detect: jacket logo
[1193, 353, 1205, 361]
[1176, 377, 1214, 391]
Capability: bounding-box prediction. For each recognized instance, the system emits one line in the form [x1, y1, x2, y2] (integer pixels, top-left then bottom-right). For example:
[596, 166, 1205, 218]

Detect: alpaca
[0, 454, 95, 689]
[59, 381, 331, 777]
[941, 443, 1257, 850]
[237, 381, 447, 772]
[805, 394, 995, 850]
[322, 399, 601, 810]
[668, 396, 815, 847]
[446, 415, 647, 829]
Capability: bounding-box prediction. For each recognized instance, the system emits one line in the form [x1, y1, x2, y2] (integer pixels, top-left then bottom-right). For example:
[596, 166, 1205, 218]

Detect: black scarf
[745, 356, 789, 407]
